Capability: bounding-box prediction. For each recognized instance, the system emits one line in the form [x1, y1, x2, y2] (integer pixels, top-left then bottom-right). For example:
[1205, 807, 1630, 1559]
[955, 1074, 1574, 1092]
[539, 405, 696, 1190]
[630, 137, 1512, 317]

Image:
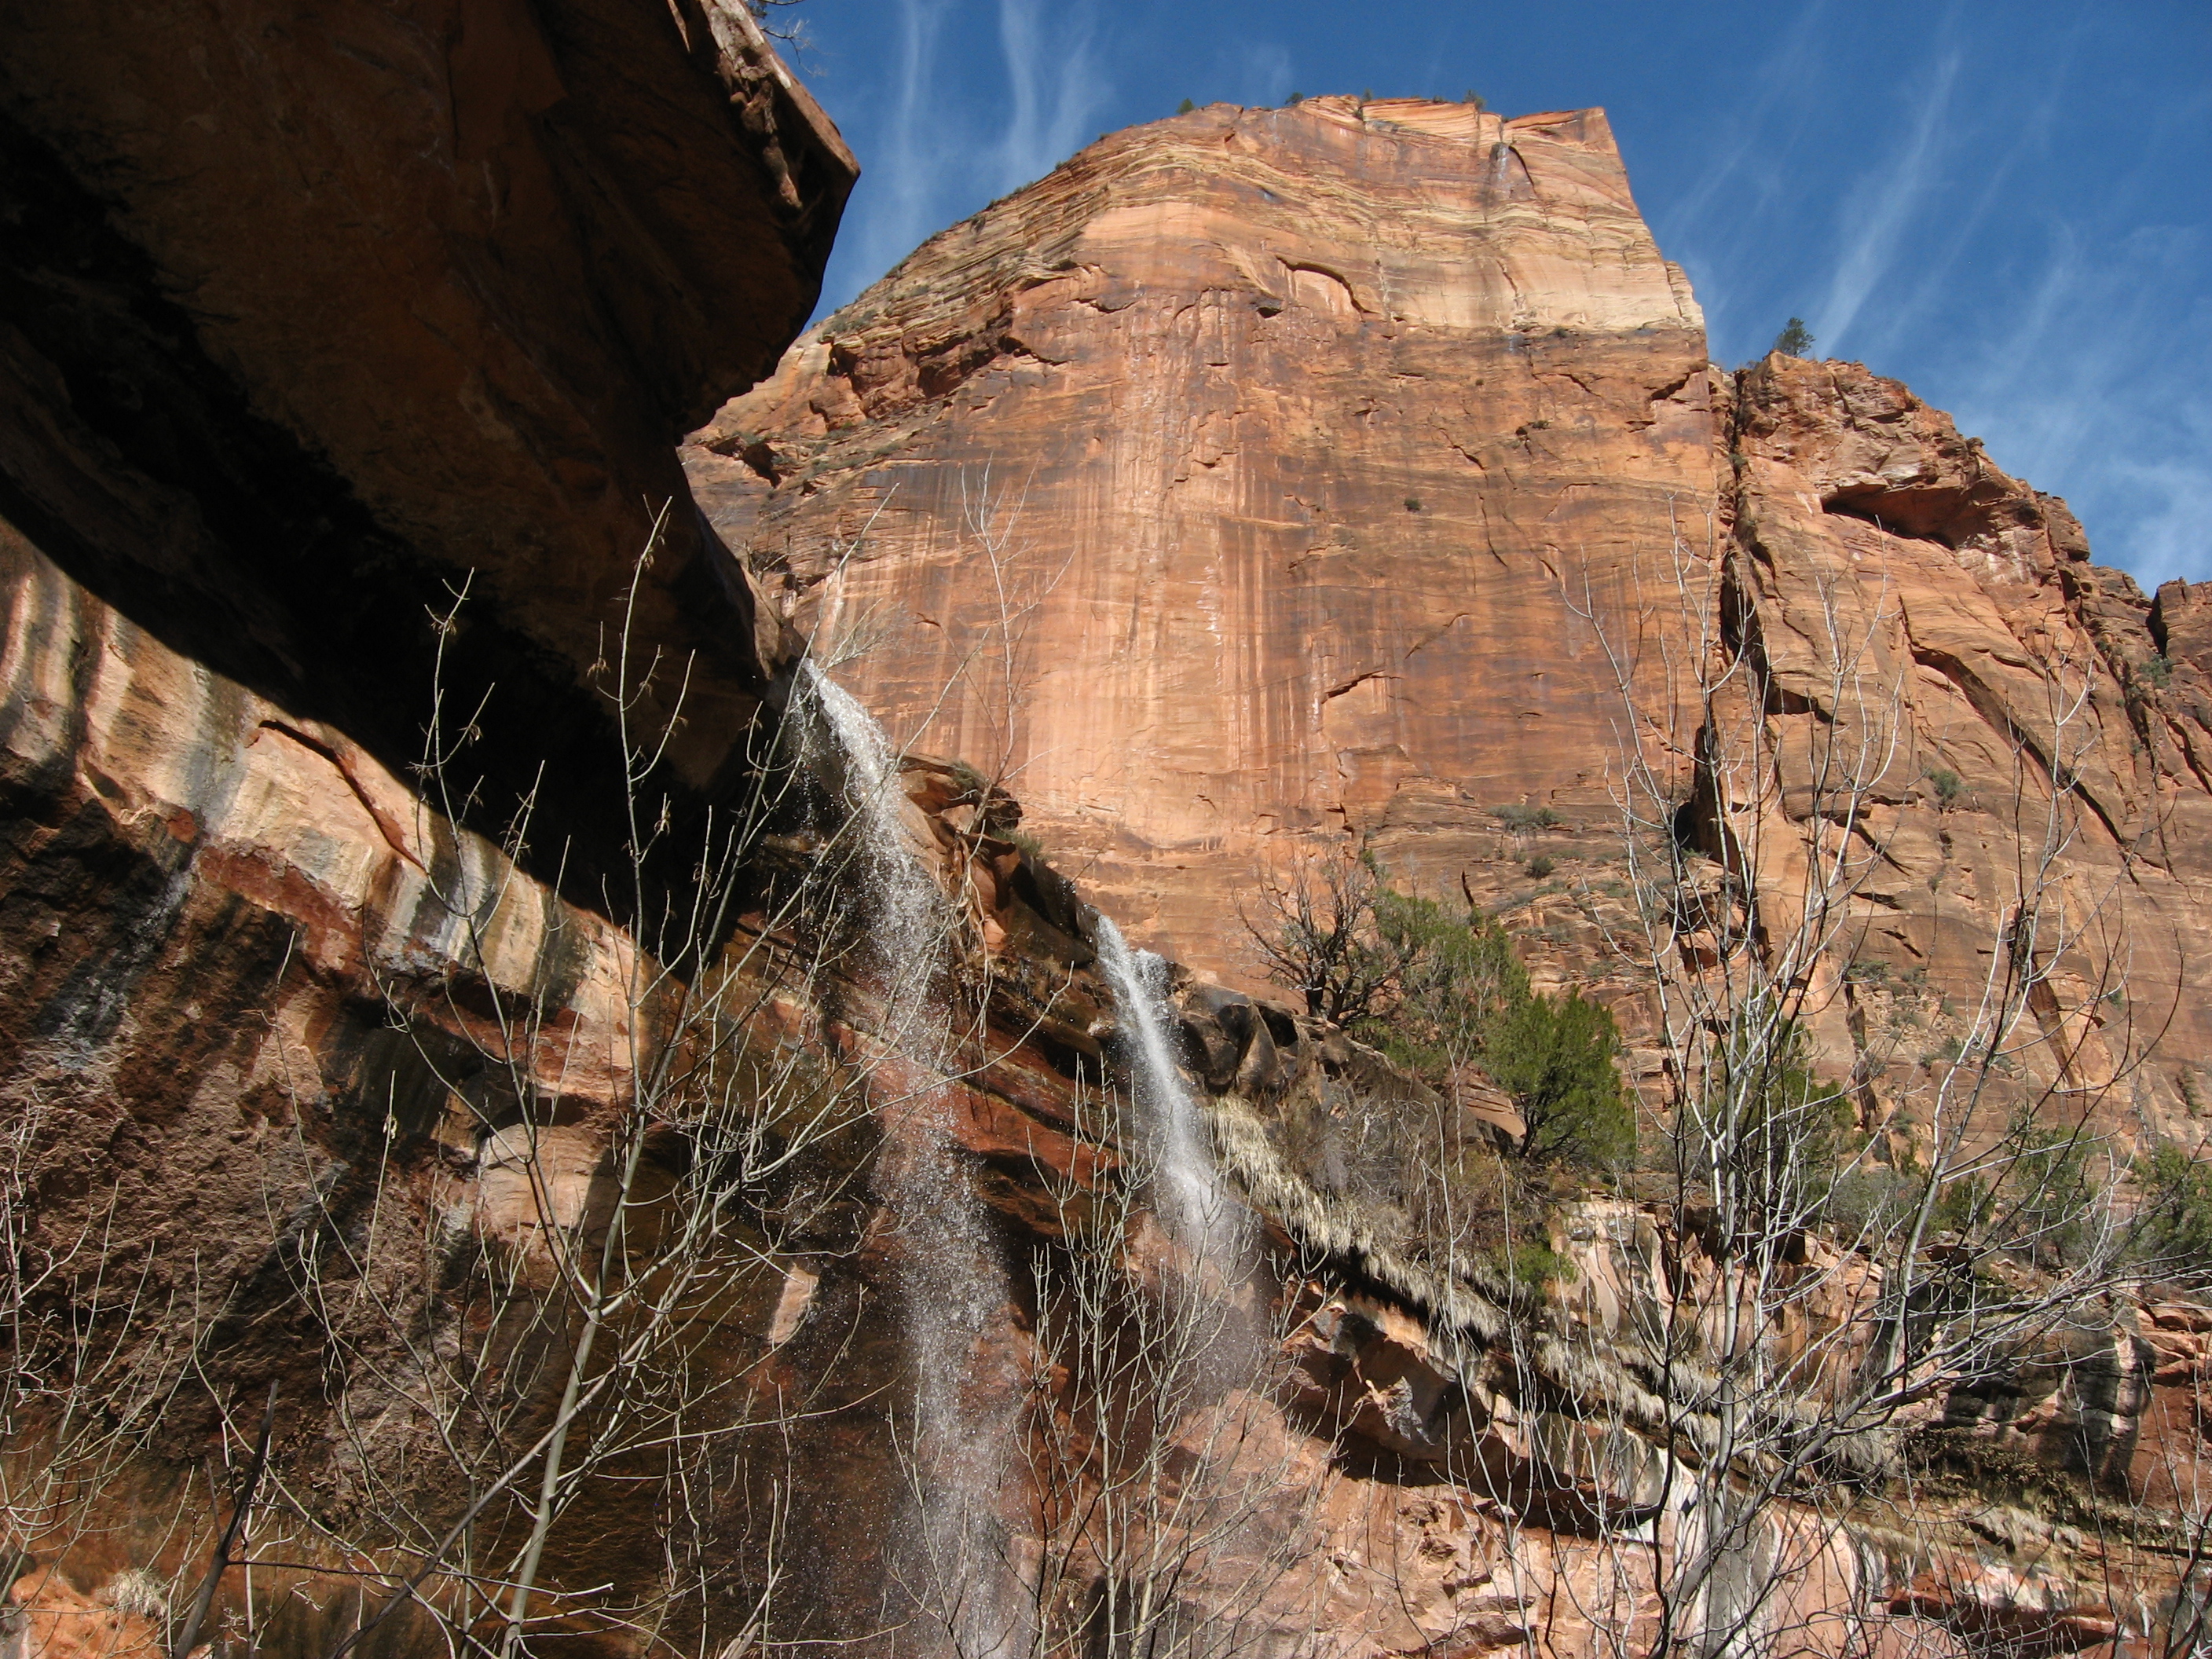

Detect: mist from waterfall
[795, 661, 1025, 1658]
[1093, 915, 1248, 1269]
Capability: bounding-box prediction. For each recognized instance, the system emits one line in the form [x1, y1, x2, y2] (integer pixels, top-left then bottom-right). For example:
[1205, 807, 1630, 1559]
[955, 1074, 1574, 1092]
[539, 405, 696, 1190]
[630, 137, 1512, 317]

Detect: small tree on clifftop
[1771, 316, 1815, 357]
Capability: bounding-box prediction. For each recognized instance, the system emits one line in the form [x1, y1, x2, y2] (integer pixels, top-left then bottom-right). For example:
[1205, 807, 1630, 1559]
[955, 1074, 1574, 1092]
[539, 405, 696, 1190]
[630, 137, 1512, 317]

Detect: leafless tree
[97, 515, 973, 1659]
[0, 1080, 215, 1639]
[1417, 510, 2192, 1659]
[1240, 846, 1411, 1028]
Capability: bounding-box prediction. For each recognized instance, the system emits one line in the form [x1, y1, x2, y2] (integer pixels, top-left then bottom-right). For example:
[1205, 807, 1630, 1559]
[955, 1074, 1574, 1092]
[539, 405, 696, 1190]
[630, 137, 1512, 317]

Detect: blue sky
[782, 1, 2212, 590]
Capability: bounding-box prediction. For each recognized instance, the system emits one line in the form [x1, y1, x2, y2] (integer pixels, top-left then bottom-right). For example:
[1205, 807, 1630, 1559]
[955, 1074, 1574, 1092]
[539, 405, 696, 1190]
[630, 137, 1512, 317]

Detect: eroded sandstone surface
[689, 96, 2211, 1146]
[0, 42, 2204, 1659]
[687, 96, 1718, 978]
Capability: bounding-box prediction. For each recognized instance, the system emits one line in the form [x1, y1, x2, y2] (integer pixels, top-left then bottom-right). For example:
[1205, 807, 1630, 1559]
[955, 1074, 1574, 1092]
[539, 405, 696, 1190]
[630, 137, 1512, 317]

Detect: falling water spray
[795, 662, 1025, 1657]
[1092, 915, 1248, 1269]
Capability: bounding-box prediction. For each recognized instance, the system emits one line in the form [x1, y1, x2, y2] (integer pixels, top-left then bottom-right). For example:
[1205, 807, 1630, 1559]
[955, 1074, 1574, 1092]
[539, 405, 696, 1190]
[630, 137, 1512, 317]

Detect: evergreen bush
[1255, 862, 1632, 1169]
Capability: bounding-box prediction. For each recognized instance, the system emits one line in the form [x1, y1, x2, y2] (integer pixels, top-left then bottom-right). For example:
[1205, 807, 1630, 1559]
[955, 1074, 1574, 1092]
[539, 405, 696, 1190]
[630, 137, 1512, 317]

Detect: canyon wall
[689, 97, 1718, 974]
[0, 33, 2205, 1659]
[0, 2, 860, 1649]
[689, 95, 2212, 1148]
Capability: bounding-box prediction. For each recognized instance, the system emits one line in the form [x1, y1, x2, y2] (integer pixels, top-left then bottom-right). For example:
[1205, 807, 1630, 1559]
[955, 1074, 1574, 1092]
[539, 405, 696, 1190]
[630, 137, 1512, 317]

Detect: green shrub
[1483, 990, 1634, 1168]
[1687, 1021, 1855, 1224]
[1177, 97, 1196, 114]
[2000, 1118, 2104, 1262]
[2141, 653, 2174, 690]
[2132, 1144, 2212, 1280]
[1928, 1113, 2109, 1264]
[1932, 1173, 1990, 1236]
[1821, 1166, 1925, 1243]
[944, 756, 990, 800]
[1925, 765, 1964, 808]
[1486, 1239, 1569, 1290]
[1491, 803, 1561, 833]
[1361, 890, 1528, 1077]
[1253, 851, 1630, 1170]
[1524, 854, 1555, 880]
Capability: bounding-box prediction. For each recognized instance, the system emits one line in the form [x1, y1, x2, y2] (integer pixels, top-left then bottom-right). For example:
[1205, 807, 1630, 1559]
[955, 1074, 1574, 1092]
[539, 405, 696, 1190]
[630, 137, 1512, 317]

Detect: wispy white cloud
[991, 0, 1108, 195]
[1948, 222, 2212, 587]
[2114, 448, 2212, 592]
[1660, 2, 1829, 251]
[1835, 24, 2077, 372]
[818, 0, 1107, 320]
[1809, 49, 1960, 361]
[1692, 2, 2210, 587]
[1225, 40, 1293, 108]
[840, 0, 955, 295]
[1651, 1, 1832, 357]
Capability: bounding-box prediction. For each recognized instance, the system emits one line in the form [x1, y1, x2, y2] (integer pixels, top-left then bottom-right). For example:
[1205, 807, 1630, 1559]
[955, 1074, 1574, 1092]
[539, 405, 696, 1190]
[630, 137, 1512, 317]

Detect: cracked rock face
[687, 97, 1718, 978]
[1727, 354, 2212, 1142]
[695, 99, 2212, 1144]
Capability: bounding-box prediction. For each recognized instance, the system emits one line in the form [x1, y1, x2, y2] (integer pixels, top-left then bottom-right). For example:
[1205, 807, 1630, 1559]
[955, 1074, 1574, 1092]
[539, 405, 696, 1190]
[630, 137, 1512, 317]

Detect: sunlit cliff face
[689, 97, 1719, 976]
[689, 97, 2212, 1152]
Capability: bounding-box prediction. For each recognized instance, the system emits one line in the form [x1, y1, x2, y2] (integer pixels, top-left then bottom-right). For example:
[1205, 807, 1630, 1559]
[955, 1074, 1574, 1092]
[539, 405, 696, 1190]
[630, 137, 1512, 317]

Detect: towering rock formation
[690, 97, 1716, 969]
[1, 37, 2203, 1659]
[690, 95, 2212, 1143]
[1723, 355, 2212, 1143]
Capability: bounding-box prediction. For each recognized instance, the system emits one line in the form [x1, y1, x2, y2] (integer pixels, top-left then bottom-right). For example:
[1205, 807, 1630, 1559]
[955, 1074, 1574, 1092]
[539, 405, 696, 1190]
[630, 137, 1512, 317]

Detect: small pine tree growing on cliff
[1772, 315, 1815, 357]
[1481, 989, 1634, 1167]
[2134, 1141, 2212, 1280]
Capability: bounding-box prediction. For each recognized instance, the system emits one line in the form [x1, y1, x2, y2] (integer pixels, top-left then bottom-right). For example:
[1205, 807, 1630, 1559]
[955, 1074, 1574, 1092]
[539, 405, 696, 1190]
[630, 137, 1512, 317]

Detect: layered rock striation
[1719, 355, 2212, 1145]
[691, 96, 2212, 1143]
[2, 42, 2207, 1659]
[2, 0, 851, 842]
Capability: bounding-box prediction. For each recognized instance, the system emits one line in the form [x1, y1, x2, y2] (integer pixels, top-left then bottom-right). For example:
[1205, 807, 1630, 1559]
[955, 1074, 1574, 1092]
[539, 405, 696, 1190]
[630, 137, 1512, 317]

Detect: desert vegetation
[1244, 848, 1632, 1175]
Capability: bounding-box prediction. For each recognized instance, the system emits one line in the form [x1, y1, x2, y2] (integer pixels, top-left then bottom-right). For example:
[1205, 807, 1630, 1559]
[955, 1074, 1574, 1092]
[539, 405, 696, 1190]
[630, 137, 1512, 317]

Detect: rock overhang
[0, 0, 855, 826]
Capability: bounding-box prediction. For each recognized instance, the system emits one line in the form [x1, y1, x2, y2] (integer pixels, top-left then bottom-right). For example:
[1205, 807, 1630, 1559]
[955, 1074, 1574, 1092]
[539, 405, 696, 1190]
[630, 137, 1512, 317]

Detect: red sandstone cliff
[690, 97, 1715, 965]
[688, 96, 2212, 1149]
[0, 48, 2203, 1659]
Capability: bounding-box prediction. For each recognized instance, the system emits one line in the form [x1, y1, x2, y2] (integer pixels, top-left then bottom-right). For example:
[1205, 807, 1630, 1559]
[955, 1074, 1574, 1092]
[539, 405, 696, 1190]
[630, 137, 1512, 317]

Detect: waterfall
[794, 662, 1024, 1657]
[800, 663, 953, 1052]
[1093, 915, 1247, 1267]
